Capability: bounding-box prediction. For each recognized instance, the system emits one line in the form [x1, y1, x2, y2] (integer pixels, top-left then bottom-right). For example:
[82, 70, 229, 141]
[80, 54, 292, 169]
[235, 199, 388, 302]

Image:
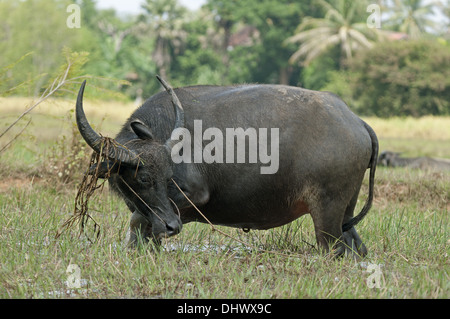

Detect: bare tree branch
[0, 118, 32, 154]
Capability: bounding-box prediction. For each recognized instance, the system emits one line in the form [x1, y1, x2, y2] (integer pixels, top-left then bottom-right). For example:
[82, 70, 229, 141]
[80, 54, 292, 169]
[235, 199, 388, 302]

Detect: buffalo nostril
[166, 221, 182, 236]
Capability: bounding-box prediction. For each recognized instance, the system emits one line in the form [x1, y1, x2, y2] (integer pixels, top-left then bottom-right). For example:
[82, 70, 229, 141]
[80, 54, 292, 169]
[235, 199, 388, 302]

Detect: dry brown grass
[0, 96, 137, 140]
[364, 116, 450, 141]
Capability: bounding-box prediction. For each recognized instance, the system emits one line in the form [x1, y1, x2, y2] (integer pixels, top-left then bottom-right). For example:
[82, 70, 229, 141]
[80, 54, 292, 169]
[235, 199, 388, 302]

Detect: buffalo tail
[341, 121, 378, 232]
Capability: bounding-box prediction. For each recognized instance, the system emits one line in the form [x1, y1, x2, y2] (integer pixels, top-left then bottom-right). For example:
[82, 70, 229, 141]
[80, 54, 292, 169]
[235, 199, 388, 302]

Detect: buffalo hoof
[337, 227, 367, 259]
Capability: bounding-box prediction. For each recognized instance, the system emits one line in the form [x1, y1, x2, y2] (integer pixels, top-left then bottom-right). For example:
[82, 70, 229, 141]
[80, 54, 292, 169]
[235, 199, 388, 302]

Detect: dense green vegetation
[0, 0, 449, 116]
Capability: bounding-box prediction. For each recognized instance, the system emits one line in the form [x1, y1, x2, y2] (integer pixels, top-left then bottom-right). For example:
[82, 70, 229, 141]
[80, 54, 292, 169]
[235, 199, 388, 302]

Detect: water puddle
[163, 242, 254, 254]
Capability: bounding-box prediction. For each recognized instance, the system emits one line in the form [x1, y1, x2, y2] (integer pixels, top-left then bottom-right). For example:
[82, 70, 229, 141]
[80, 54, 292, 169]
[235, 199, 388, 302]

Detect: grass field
[0, 97, 449, 299]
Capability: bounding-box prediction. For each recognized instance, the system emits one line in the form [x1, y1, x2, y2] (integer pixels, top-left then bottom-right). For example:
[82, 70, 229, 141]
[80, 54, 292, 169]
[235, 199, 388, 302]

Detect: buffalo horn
[156, 76, 185, 150]
[76, 80, 140, 166]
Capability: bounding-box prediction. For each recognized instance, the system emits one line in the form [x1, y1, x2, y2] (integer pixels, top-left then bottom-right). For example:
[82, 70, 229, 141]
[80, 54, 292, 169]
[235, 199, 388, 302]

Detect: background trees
[0, 0, 448, 116]
[0, 0, 93, 95]
[384, 0, 442, 38]
[343, 40, 450, 117]
[286, 0, 381, 67]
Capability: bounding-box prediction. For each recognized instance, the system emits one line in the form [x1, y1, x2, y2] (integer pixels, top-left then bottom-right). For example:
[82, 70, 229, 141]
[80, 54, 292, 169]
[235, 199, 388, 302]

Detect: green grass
[0, 168, 448, 298]
[0, 100, 449, 298]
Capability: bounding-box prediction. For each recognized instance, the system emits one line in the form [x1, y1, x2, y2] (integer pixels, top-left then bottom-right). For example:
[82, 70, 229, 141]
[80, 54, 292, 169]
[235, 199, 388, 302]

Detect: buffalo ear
[131, 120, 154, 140]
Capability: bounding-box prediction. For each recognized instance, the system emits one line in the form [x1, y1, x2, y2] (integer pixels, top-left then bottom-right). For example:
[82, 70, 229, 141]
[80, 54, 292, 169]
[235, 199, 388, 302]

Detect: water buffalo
[76, 77, 378, 257]
[378, 151, 450, 171]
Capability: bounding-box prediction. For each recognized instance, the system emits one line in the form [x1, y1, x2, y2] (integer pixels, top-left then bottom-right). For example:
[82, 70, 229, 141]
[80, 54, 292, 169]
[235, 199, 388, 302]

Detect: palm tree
[286, 0, 382, 67]
[385, 0, 440, 38]
[140, 0, 188, 80]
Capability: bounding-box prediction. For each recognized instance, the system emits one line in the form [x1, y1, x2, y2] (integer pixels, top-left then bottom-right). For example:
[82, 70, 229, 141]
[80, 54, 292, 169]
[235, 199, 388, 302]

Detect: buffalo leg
[309, 196, 346, 257]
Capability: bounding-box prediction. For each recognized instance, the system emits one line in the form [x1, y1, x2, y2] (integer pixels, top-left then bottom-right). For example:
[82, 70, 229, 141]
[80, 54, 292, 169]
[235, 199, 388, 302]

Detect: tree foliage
[324, 40, 450, 117]
[0, 0, 93, 95]
[286, 0, 382, 67]
[0, 0, 448, 116]
[384, 0, 442, 38]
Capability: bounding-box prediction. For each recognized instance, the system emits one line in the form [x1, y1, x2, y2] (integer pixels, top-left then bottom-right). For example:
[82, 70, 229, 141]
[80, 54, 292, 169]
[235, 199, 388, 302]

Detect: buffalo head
[75, 78, 183, 242]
